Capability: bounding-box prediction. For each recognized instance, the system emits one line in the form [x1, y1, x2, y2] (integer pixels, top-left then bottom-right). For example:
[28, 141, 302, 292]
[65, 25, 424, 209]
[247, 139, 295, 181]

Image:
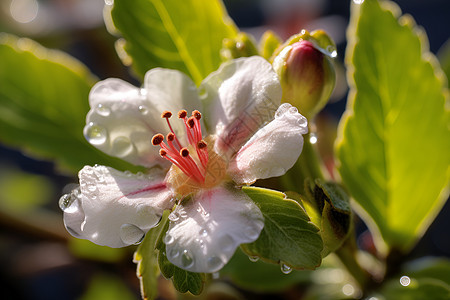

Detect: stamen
[192, 110, 202, 120]
[161, 111, 172, 118]
[152, 134, 164, 145]
[187, 117, 195, 129]
[178, 110, 187, 119]
[180, 148, 190, 157]
[167, 132, 175, 142]
[196, 140, 209, 168]
[159, 149, 167, 156]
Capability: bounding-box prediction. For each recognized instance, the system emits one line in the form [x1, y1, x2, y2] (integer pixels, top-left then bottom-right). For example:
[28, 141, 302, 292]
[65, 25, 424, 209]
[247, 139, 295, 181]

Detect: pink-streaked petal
[86, 78, 168, 167]
[229, 103, 308, 185]
[63, 165, 174, 248]
[200, 56, 282, 157]
[164, 186, 264, 273]
[86, 69, 202, 168]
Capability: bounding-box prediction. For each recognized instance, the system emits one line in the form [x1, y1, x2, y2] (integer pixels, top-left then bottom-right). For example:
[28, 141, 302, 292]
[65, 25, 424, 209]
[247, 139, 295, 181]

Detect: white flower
[60, 56, 308, 273]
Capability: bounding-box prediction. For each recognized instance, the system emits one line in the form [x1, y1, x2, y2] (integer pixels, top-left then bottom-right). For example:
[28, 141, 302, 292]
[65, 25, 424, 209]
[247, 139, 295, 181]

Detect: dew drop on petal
[139, 88, 147, 97]
[168, 248, 180, 259]
[244, 225, 261, 240]
[275, 103, 291, 118]
[59, 193, 79, 213]
[124, 170, 132, 177]
[164, 233, 175, 245]
[138, 105, 148, 115]
[112, 136, 134, 157]
[280, 263, 292, 274]
[96, 104, 111, 117]
[199, 228, 208, 237]
[207, 256, 223, 270]
[119, 224, 145, 245]
[218, 234, 235, 252]
[181, 250, 194, 269]
[288, 106, 298, 114]
[248, 256, 259, 262]
[87, 185, 97, 192]
[84, 122, 108, 145]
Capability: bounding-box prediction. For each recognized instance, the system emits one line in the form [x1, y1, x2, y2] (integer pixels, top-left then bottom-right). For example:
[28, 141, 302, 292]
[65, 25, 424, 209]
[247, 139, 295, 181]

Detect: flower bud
[273, 36, 336, 119]
[220, 32, 259, 61]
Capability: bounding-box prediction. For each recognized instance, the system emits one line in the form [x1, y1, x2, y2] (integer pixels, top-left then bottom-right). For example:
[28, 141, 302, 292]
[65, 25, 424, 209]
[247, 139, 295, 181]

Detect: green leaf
[80, 273, 136, 300]
[156, 216, 207, 295]
[0, 34, 135, 173]
[403, 257, 450, 286]
[109, 0, 238, 84]
[378, 277, 450, 300]
[303, 179, 352, 255]
[134, 211, 169, 300]
[336, 0, 450, 252]
[221, 248, 312, 293]
[241, 186, 323, 270]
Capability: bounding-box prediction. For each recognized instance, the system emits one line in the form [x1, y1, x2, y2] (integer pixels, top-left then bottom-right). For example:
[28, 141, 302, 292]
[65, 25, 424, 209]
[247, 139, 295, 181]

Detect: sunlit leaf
[0, 34, 135, 173]
[336, 0, 450, 252]
[109, 0, 238, 84]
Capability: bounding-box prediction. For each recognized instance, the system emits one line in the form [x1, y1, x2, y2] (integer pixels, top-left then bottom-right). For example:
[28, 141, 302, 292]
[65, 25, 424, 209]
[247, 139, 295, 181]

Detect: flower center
[152, 110, 228, 194]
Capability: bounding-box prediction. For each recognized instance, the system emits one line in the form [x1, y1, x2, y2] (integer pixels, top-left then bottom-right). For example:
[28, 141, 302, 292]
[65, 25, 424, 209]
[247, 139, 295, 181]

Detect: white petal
[86, 78, 166, 167]
[86, 69, 202, 167]
[164, 186, 264, 273]
[66, 165, 174, 248]
[200, 57, 282, 156]
[228, 104, 308, 184]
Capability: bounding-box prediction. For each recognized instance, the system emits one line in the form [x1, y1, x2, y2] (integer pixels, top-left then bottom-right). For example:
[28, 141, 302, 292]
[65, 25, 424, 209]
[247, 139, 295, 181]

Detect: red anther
[180, 148, 190, 157]
[167, 132, 175, 142]
[161, 111, 172, 118]
[178, 110, 187, 119]
[197, 140, 207, 149]
[152, 134, 164, 145]
[187, 117, 195, 128]
[192, 110, 202, 120]
[159, 149, 167, 156]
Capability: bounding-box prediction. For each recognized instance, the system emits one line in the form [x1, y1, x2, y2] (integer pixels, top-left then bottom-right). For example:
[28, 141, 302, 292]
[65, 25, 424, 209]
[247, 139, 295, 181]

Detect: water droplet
[353, 0, 364, 4]
[326, 45, 338, 58]
[181, 250, 194, 269]
[138, 105, 148, 115]
[248, 256, 259, 262]
[280, 263, 292, 274]
[84, 122, 108, 145]
[164, 233, 174, 245]
[288, 106, 298, 114]
[244, 225, 260, 240]
[87, 185, 97, 192]
[112, 136, 134, 157]
[59, 193, 79, 213]
[275, 103, 292, 118]
[139, 88, 147, 97]
[342, 284, 355, 296]
[168, 248, 180, 259]
[309, 133, 318, 144]
[198, 87, 208, 99]
[124, 170, 132, 177]
[96, 104, 111, 117]
[119, 224, 145, 245]
[199, 229, 208, 237]
[169, 212, 180, 222]
[400, 275, 411, 287]
[212, 272, 220, 279]
[136, 172, 144, 179]
[207, 256, 223, 269]
[218, 235, 235, 252]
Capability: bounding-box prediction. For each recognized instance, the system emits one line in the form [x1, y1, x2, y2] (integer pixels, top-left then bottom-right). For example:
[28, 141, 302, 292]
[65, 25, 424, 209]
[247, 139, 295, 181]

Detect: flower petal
[228, 103, 308, 184]
[64, 165, 173, 247]
[164, 186, 264, 273]
[86, 69, 201, 167]
[200, 56, 282, 156]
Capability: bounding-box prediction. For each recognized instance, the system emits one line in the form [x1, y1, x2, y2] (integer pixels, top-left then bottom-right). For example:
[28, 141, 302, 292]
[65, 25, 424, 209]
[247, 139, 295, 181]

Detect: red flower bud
[273, 39, 336, 119]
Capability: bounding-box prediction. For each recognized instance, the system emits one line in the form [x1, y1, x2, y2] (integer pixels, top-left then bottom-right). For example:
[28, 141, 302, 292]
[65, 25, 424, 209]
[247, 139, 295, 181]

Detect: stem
[335, 231, 374, 292]
[281, 131, 324, 193]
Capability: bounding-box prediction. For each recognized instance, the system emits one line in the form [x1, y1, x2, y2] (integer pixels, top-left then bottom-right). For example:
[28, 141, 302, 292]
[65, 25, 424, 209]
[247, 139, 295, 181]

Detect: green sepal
[220, 32, 259, 61]
[259, 30, 282, 60]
